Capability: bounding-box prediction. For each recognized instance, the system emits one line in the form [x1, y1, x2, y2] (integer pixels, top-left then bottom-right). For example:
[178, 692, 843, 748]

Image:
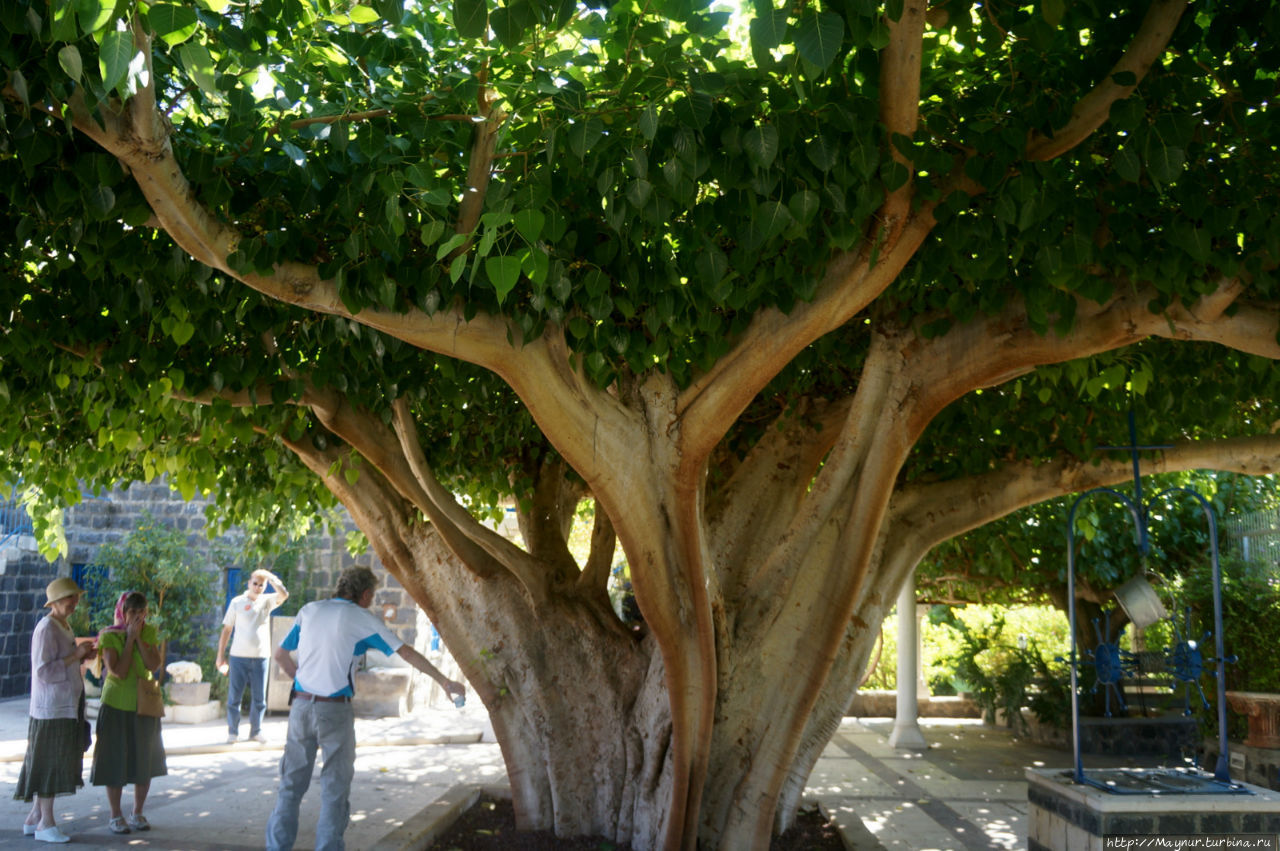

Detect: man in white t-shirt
[216, 569, 289, 743]
[264, 566, 465, 851]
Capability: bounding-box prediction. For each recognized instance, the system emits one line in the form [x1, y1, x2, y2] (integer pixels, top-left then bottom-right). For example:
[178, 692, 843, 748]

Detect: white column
[888, 571, 927, 749]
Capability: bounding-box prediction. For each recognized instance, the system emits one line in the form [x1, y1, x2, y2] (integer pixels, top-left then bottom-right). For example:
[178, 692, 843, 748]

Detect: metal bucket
[1113, 575, 1168, 630]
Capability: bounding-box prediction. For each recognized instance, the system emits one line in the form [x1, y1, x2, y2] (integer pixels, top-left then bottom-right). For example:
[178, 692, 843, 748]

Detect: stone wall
[0, 481, 445, 701]
[0, 549, 53, 699]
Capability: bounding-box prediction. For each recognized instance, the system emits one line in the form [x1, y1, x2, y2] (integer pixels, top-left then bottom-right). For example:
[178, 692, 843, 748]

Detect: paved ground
[0, 694, 1140, 850]
[0, 696, 504, 849]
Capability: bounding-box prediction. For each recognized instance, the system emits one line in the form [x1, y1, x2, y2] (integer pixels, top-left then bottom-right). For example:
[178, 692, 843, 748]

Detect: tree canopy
[4, 1, 1280, 848]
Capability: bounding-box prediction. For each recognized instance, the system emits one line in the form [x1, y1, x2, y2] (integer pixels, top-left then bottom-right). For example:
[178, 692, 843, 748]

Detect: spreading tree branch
[878, 0, 927, 233]
[389, 397, 553, 604]
[577, 498, 617, 596]
[891, 434, 1280, 556]
[1025, 0, 1189, 161]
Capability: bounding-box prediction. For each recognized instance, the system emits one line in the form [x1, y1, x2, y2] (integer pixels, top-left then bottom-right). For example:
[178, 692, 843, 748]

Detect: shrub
[69, 513, 218, 669]
[930, 605, 1071, 732]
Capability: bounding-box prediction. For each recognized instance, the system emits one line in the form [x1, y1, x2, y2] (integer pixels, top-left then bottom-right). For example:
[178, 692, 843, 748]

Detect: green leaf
[348, 4, 381, 23]
[1177, 224, 1210, 263]
[568, 117, 604, 158]
[1143, 138, 1185, 185]
[626, 179, 653, 208]
[795, 12, 844, 70]
[420, 220, 447, 245]
[638, 106, 658, 141]
[454, 0, 488, 39]
[806, 135, 838, 172]
[1114, 145, 1141, 183]
[672, 93, 712, 130]
[52, 0, 79, 41]
[99, 30, 135, 95]
[8, 70, 28, 108]
[176, 43, 217, 94]
[437, 233, 467, 259]
[490, 4, 527, 46]
[695, 246, 728, 284]
[754, 201, 794, 241]
[749, 8, 788, 60]
[84, 185, 116, 217]
[743, 124, 779, 169]
[1041, 0, 1064, 27]
[484, 255, 522, 303]
[514, 209, 545, 242]
[58, 45, 84, 82]
[788, 189, 819, 223]
[171, 320, 196, 345]
[375, 275, 397, 308]
[75, 0, 114, 36]
[148, 3, 199, 46]
[519, 246, 548, 284]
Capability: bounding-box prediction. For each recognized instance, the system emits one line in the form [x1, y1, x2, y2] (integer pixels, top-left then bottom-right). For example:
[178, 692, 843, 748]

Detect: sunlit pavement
[0, 696, 1103, 850]
[816, 717, 1154, 851]
[0, 695, 504, 849]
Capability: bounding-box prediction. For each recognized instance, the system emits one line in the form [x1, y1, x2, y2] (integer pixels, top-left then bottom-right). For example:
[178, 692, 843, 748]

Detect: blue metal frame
[1065, 485, 1234, 790]
[225, 566, 243, 612]
[0, 495, 34, 551]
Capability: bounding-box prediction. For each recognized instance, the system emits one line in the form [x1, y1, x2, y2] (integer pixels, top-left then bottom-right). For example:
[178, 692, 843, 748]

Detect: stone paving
[0, 693, 1138, 850]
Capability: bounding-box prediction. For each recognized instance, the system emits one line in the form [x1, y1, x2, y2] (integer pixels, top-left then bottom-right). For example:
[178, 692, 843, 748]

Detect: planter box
[168, 682, 211, 705]
[1226, 691, 1280, 749]
[164, 700, 221, 724]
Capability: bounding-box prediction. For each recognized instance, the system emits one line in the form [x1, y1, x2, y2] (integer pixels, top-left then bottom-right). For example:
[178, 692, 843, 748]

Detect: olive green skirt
[13, 717, 84, 801]
[90, 704, 167, 787]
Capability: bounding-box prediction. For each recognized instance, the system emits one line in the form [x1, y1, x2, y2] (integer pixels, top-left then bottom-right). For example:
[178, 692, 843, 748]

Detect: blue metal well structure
[1064, 484, 1246, 795]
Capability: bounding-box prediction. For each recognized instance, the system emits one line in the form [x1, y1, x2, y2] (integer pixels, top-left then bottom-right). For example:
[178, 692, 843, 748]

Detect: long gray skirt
[13, 717, 83, 800]
[90, 704, 167, 787]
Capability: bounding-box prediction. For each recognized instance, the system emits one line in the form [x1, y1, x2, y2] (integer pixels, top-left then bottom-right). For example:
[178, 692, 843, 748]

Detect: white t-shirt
[280, 597, 404, 698]
[222, 592, 283, 658]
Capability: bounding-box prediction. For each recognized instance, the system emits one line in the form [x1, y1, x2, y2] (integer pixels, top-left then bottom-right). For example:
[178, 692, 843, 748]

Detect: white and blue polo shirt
[280, 597, 404, 698]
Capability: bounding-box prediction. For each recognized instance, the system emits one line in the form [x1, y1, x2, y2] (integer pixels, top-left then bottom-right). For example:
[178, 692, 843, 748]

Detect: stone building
[0, 482, 457, 710]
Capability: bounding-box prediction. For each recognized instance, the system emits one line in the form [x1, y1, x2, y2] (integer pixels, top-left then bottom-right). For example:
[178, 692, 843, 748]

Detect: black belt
[292, 691, 350, 703]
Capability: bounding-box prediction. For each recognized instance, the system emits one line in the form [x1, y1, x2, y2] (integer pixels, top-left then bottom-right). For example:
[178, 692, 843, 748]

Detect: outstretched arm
[396, 645, 466, 702]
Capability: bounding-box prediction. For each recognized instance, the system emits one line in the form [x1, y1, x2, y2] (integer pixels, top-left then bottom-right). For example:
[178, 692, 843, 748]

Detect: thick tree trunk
[392, 517, 681, 847]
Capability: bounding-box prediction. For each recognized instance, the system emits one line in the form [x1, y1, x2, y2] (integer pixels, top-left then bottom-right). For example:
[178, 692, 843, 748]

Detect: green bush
[859, 602, 1072, 730]
[1161, 556, 1280, 740]
[929, 605, 1071, 731]
[69, 513, 218, 666]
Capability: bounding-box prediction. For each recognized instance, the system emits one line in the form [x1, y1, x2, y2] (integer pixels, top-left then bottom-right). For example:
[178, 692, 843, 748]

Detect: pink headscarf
[98, 591, 133, 634]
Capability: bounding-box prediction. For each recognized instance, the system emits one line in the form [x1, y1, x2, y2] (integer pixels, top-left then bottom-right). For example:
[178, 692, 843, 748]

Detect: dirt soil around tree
[429, 794, 846, 850]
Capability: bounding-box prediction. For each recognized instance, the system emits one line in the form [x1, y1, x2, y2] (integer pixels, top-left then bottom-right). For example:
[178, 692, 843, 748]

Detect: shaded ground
[430, 794, 845, 850]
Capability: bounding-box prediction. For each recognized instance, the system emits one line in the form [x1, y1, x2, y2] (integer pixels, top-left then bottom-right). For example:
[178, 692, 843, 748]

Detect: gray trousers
[265, 698, 356, 851]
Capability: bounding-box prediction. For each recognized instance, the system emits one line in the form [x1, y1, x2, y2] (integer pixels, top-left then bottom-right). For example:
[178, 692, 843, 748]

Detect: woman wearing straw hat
[15, 578, 98, 843]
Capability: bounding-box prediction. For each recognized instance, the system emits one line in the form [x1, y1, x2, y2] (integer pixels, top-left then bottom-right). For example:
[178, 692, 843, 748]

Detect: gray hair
[334, 566, 377, 602]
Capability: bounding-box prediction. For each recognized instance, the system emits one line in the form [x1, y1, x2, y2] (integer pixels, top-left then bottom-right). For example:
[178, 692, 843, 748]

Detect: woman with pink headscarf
[89, 591, 166, 835]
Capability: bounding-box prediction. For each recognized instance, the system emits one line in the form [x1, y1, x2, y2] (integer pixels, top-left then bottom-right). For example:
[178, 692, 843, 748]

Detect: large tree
[3, 1, 1280, 848]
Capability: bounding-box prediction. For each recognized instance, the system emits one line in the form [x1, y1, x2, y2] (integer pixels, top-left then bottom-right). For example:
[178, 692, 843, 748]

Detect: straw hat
[44, 577, 82, 607]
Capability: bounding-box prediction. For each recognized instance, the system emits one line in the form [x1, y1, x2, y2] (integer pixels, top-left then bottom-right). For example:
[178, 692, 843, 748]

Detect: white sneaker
[34, 826, 71, 843]
[23, 823, 38, 835]
[251, 732, 267, 744]
[226, 734, 239, 743]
